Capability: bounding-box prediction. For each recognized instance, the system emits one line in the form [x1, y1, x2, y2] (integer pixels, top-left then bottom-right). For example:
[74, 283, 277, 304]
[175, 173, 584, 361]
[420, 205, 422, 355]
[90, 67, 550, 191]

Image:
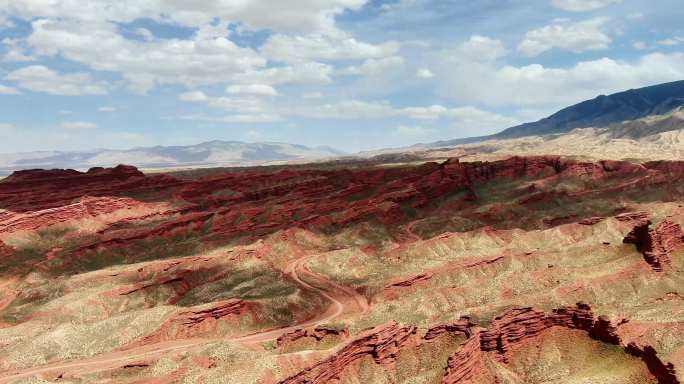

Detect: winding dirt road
[0, 253, 368, 383]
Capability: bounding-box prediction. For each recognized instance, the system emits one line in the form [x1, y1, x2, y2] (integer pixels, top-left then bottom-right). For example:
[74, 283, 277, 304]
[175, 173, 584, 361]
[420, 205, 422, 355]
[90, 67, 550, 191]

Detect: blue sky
[0, 0, 683, 154]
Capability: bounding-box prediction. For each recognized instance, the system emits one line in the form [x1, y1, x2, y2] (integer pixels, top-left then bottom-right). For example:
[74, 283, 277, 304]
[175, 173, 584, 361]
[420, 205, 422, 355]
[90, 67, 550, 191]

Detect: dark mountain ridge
[431, 80, 684, 147]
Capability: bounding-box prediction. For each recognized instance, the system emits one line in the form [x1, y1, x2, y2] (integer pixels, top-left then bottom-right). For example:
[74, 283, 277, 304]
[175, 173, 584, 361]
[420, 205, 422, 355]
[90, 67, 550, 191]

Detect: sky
[0, 0, 683, 154]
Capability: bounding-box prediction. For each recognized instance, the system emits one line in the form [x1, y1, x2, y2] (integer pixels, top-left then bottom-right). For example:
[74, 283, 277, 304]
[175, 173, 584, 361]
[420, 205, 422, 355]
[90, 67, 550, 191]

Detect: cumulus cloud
[25, 19, 266, 93]
[518, 18, 612, 56]
[260, 33, 399, 63]
[459, 35, 508, 62]
[551, 0, 622, 12]
[657, 37, 684, 46]
[339, 56, 405, 76]
[0, 0, 399, 97]
[290, 100, 397, 119]
[0, 0, 369, 34]
[6, 65, 108, 95]
[98, 106, 116, 112]
[437, 37, 684, 108]
[178, 91, 209, 102]
[240, 62, 334, 86]
[226, 84, 279, 97]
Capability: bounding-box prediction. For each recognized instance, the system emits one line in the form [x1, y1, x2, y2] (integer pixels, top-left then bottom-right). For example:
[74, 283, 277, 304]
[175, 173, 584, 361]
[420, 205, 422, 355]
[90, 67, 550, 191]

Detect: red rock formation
[624, 220, 684, 271]
[276, 326, 348, 348]
[0, 240, 13, 258]
[644, 160, 684, 174]
[0, 196, 160, 235]
[387, 273, 433, 288]
[278, 322, 417, 384]
[0, 165, 180, 212]
[123, 300, 250, 348]
[439, 304, 679, 384]
[615, 211, 651, 223]
[423, 318, 474, 341]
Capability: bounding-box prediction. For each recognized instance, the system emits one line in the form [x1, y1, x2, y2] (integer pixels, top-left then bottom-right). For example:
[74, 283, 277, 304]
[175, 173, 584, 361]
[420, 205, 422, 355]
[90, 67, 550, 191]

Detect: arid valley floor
[0, 156, 683, 383]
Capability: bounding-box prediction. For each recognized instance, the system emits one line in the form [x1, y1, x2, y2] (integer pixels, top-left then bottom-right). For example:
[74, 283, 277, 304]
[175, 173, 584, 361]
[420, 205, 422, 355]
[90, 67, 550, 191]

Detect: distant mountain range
[2, 81, 683, 175]
[431, 80, 684, 148]
[0, 141, 344, 175]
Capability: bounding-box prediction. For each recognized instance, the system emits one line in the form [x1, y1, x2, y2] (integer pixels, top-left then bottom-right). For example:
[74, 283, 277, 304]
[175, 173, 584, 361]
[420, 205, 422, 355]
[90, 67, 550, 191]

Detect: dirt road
[0, 253, 368, 383]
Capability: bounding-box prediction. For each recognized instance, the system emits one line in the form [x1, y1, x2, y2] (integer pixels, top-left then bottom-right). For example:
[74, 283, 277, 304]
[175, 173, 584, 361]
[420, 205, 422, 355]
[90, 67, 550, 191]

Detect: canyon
[0, 155, 682, 383]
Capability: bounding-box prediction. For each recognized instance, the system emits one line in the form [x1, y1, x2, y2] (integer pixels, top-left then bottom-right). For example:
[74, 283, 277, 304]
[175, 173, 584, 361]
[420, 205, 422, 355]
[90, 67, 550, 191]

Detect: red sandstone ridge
[0, 165, 180, 212]
[277, 322, 417, 384]
[386, 273, 433, 289]
[0, 196, 162, 236]
[439, 304, 678, 384]
[276, 326, 349, 348]
[123, 300, 251, 348]
[624, 220, 684, 272]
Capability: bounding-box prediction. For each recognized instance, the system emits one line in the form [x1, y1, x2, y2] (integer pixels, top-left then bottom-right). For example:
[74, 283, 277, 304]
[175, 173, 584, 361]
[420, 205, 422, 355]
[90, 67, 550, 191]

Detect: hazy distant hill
[0, 141, 345, 175]
[431, 107, 684, 161]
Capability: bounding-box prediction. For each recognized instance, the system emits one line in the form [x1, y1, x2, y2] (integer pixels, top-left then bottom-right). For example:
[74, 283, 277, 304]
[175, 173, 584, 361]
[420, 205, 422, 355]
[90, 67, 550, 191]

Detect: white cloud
[60, 121, 98, 130]
[25, 19, 266, 93]
[240, 62, 334, 86]
[446, 106, 520, 131]
[6, 65, 108, 95]
[290, 100, 396, 119]
[633, 41, 647, 50]
[657, 37, 684, 46]
[0, 1, 392, 94]
[518, 18, 612, 56]
[0, 0, 369, 34]
[226, 84, 278, 97]
[339, 56, 404, 76]
[179, 91, 209, 102]
[416, 68, 434, 79]
[458, 35, 508, 62]
[134, 28, 154, 42]
[551, 0, 622, 12]
[401, 105, 519, 131]
[403, 105, 449, 120]
[437, 42, 684, 108]
[2, 38, 35, 62]
[98, 106, 116, 112]
[0, 84, 20, 94]
[261, 33, 399, 63]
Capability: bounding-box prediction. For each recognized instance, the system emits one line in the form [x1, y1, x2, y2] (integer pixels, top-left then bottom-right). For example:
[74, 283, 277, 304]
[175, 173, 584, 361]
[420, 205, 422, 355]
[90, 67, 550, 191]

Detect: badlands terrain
[0, 155, 682, 383]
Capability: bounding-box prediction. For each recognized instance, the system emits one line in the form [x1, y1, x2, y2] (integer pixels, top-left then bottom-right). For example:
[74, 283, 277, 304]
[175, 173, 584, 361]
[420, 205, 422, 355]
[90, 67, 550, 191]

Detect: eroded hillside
[0, 156, 683, 383]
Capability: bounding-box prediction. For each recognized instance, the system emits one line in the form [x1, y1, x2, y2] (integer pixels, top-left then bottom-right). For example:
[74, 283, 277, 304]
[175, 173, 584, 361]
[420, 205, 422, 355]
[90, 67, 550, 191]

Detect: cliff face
[1, 156, 683, 383]
[440, 305, 678, 384]
[278, 322, 417, 384]
[624, 220, 684, 271]
[278, 305, 678, 384]
[0, 165, 177, 212]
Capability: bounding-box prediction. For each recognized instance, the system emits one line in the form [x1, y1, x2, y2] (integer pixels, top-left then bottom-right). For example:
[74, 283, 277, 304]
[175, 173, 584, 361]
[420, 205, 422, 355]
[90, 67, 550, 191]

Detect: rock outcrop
[278, 322, 417, 384]
[123, 300, 250, 348]
[624, 220, 684, 271]
[276, 326, 348, 348]
[0, 165, 179, 212]
[439, 304, 678, 384]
